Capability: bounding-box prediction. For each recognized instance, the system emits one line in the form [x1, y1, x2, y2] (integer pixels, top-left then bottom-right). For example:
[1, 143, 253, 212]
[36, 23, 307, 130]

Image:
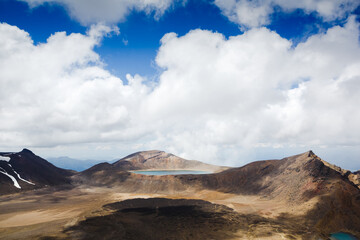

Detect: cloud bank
[21, 0, 181, 25]
[0, 23, 149, 147]
[1, 17, 360, 166]
[214, 0, 360, 28]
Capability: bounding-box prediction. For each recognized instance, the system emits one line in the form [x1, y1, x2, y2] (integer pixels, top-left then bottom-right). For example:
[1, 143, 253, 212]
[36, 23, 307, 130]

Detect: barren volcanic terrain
[0, 150, 359, 240]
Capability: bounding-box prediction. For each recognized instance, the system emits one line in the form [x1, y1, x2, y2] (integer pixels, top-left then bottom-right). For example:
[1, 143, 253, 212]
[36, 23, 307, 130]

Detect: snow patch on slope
[8, 164, 35, 185]
[0, 156, 10, 161]
[0, 167, 21, 189]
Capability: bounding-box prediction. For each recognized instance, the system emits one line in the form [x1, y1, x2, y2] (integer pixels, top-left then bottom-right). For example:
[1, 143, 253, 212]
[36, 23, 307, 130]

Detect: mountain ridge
[1, 149, 359, 194]
[0, 149, 74, 194]
[174, 151, 360, 237]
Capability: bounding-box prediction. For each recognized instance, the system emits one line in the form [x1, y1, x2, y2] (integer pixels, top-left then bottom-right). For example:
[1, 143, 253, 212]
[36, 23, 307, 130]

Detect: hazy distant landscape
[47, 157, 112, 172]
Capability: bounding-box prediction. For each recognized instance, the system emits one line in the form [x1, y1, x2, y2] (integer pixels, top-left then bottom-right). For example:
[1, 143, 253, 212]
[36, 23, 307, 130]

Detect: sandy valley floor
[0, 184, 321, 240]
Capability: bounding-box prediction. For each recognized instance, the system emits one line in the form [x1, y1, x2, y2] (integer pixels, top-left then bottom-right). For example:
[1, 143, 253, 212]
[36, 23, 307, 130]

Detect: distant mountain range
[47, 156, 109, 172]
[1, 149, 359, 195]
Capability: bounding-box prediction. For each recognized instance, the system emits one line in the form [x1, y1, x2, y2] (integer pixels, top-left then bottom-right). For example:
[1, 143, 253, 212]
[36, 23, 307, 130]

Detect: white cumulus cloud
[0, 23, 149, 147]
[214, 0, 360, 28]
[20, 0, 181, 25]
[1, 17, 360, 168]
[140, 16, 360, 166]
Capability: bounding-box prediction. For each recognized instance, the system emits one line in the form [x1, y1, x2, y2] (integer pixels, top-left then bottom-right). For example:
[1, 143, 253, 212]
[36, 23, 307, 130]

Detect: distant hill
[112, 150, 227, 171]
[47, 156, 108, 172]
[75, 150, 227, 186]
[0, 149, 74, 194]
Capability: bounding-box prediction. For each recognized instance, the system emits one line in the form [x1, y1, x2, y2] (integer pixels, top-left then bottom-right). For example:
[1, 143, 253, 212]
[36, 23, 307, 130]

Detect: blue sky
[2, 0, 356, 80]
[1, 0, 360, 169]
[1, 0, 242, 79]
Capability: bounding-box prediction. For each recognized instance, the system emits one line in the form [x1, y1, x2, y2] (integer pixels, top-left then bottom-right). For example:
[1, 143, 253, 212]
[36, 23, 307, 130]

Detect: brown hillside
[175, 151, 360, 237]
[112, 150, 226, 171]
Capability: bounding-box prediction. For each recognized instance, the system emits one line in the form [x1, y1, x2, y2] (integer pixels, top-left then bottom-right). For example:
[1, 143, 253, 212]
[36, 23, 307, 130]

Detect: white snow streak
[8, 164, 35, 185]
[0, 167, 21, 189]
[0, 156, 10, 161]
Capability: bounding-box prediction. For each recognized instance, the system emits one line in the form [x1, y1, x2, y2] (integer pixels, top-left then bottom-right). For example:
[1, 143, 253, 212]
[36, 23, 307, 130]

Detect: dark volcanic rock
[74, 162, 131, 186]
[0, 149, 74, 194]
[61, 198, 298, 240]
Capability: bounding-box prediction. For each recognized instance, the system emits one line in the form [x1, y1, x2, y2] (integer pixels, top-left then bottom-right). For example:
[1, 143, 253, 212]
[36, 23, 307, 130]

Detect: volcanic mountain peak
[1, 148, 40, 160]
[0, 149, 74, 194]
[112, 150, 226, 171]
[174, 150, 358, 204]
[114, 150, 169, 165]
[122, 150, 167, 160]
[20, 148, 34, 154]
[308, 150, 315, 157]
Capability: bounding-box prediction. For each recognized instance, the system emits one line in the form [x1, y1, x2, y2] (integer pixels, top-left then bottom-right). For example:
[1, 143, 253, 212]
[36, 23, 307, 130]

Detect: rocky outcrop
[349, 171, 360, 188]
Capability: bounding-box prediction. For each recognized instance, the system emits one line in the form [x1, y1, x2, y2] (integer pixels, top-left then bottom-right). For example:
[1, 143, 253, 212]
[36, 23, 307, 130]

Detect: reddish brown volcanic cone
[175, 151, 360, 237]
[112, 150, 227, 171]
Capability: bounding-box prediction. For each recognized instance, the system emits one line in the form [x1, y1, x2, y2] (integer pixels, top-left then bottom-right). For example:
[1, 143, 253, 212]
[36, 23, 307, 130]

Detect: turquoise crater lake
[131, 170, 212, 176]
[330, 233, 358, 240]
